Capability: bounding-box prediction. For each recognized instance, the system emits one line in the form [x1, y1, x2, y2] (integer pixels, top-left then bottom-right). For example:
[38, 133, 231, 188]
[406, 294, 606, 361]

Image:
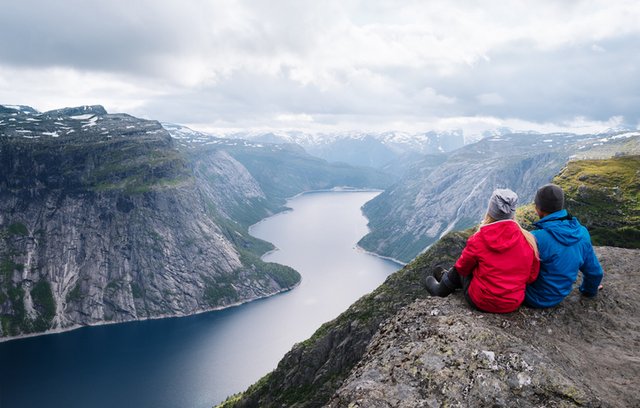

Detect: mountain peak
[44, 105, 107, 117]
[0, 104, 40, 114]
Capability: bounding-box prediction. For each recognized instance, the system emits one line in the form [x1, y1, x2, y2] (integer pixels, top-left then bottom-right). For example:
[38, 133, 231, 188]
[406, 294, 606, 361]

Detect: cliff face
[167, 124, 395, 205]
[0, 104, 392, 339]
[359, 132, 640, 263]
[0, 106, 300, 338]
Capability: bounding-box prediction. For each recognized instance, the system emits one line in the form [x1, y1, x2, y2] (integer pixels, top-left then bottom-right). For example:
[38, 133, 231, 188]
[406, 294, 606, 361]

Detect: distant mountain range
[164, 124, 465, 175]
[162, 123, 639, 177]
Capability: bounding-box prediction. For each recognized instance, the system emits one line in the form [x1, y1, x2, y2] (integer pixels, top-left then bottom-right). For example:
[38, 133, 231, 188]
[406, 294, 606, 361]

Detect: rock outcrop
[329, 247, 640, 408]
[222, 241, 639, 408]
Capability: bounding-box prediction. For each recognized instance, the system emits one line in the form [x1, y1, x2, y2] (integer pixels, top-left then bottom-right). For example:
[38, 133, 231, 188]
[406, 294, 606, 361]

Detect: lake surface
[0, 190, 400, 408]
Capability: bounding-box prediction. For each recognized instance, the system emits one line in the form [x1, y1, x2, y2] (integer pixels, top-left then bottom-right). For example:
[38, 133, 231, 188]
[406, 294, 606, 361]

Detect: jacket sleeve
[527, 254, 540, 284]
[579, 242, 604, 297]
[454, 234, 479, 277]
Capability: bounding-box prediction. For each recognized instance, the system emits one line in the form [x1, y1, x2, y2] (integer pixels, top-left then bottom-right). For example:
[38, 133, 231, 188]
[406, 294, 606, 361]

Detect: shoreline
[0, 282, 300, 344]
[355, 244, 407, 267]
[251, 187, 404, 267]
[1, 187, 386, 344]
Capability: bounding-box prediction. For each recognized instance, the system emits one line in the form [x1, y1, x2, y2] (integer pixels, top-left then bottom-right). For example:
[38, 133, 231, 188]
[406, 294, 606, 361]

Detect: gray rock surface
[328, 247, 640, 408]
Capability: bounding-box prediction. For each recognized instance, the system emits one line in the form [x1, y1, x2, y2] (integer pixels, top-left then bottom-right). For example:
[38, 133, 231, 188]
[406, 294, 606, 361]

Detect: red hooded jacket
[455, 220, 540, 313]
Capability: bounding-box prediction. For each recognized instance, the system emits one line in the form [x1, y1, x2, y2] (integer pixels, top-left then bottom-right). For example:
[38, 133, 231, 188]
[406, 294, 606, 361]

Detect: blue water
[0, 191, 400, 408]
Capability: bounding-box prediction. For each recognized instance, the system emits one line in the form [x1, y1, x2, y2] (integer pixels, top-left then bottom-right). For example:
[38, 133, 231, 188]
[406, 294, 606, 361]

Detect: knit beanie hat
[534, 184, 564, 214]
[487, 188, 518, 220]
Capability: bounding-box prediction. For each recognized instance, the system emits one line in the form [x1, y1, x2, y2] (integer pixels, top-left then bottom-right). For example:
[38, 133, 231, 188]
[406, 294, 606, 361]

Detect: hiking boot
[425, 275, 455, 297]
[432, 265, 446, 281]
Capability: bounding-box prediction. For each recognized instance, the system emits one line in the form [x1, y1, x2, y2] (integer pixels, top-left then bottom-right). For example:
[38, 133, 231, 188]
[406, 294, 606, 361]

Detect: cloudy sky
[1, 0, 639, 135]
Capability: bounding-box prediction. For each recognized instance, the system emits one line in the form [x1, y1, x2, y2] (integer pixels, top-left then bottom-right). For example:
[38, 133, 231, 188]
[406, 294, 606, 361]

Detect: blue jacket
[525, 209, 603, 308]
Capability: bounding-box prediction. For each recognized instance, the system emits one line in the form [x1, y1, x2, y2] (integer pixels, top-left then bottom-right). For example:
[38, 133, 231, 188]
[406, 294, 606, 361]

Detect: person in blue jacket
[525, 184, 604, 308]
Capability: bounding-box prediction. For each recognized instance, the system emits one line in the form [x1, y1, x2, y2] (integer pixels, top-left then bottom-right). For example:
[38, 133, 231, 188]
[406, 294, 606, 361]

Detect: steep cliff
[221, 155, 640, 408]
[0, 107, 302, 338]
[0, 105, 393, 339]
[359, 132, 640, 263]
[329, 247, 640, 408]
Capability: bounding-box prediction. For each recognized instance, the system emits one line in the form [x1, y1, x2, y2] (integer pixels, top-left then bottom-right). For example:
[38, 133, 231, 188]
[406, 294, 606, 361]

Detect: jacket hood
[478, 220, 524, 252]
[534, 209, 583, 245]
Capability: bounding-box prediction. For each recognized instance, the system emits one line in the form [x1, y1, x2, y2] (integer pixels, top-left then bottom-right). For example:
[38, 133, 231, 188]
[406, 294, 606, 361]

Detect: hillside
[359, 132, 640, 263]
[221, 155, 640, 407]
[554, 155, 640, 248]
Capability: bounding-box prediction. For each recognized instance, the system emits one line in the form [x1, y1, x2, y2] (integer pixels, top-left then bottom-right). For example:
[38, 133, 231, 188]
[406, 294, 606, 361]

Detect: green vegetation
[517, 156, 640, 247]
[203, 252, 299, 307]
[239, 250, 300, 289]
[203, 276, 239, 306]
[206, 205, 275, 257]
[516, 204, 539, 231]
[1, 258, 15, 281]
[30, 281, 56, 332]
[9, 127, 194, 195]
[358, 227, 433, 264]
[1, 280, 57, 335]
[553, 155, 640, 248]
[7, 222, 29, 236]
[2, 285, 25, 336]
[1, 258, 23, 281]
[131, 282, 144, 298]
[66, 283, 82, 303]
[225, 144, 393, 201]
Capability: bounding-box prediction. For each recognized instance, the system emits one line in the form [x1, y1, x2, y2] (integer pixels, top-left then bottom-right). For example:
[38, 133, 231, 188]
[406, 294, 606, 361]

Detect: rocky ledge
[328, 246, 640, 408]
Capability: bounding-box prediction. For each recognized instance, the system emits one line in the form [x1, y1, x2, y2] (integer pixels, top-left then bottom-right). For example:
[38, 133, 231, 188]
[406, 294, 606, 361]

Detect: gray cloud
[0, 0, 219, 81]
[434, 35, 640, 124]
[1, 0, 639, 133]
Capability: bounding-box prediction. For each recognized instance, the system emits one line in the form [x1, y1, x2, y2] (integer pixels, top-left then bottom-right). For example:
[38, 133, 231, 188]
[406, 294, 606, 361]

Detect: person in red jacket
[426, 188, 540, 313]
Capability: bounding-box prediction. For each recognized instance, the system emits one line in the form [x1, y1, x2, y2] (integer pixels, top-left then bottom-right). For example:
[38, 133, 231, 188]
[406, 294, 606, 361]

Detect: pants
[443, 267, 478, 310]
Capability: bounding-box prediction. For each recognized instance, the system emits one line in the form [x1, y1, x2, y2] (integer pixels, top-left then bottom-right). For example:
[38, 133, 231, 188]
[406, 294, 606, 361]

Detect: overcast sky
[1, 0, 639, 135]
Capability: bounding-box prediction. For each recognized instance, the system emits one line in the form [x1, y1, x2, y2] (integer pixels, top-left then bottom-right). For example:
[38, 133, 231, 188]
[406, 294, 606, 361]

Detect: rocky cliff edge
[329, 246, 640, 408]
[221, 240, 639, 408]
